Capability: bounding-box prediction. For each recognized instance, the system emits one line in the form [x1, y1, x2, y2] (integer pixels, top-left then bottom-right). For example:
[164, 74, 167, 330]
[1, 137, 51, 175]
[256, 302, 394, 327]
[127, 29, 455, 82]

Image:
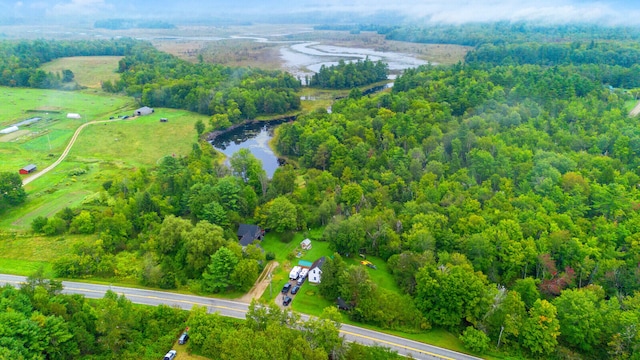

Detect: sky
[1, 0, 638, 25]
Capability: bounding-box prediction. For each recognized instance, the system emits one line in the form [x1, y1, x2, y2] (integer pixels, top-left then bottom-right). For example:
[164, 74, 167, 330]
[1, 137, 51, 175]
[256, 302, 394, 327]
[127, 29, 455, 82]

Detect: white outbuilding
[301, 238, 312, 250]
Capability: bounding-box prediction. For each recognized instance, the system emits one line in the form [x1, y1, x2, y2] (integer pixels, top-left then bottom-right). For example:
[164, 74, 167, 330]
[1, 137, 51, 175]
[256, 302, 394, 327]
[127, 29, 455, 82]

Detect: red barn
[20, 164, 36, 174]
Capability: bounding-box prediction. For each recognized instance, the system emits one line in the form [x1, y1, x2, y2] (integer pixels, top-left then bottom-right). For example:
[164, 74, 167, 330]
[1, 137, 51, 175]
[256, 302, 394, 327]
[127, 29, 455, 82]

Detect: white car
[164, 350, 177, 360]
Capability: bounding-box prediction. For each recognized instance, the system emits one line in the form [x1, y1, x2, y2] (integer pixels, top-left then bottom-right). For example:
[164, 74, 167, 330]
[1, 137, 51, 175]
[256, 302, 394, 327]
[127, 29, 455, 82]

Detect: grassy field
[39, 56, 123, 89]
[0, 88, 208, 231]
[0, 232, 95, 276]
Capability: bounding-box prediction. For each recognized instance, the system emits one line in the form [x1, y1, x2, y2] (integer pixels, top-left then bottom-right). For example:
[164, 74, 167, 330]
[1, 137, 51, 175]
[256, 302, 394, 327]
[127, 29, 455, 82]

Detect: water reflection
[210, 121, 287, 178]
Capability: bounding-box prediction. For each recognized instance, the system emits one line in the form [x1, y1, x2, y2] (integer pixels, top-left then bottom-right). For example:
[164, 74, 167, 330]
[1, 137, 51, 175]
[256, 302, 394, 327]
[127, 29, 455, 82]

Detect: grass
[39, 56, 123, 89]
[0, 232, 95, 276]
[0, 105, 208, 231]
[625, 99, 638, 113]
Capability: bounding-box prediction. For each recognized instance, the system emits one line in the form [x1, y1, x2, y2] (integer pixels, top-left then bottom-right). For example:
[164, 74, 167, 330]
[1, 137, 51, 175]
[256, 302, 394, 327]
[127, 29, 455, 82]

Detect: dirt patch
[0, 130, 30, 142]
[630, 100, 640, 117]
[236, 261, 280, 303]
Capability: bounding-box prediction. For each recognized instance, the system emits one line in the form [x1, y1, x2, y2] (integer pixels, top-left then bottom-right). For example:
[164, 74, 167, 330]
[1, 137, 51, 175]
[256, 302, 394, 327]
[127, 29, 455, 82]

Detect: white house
[308, 256, 326, 284]
[301, 238, 312, 250]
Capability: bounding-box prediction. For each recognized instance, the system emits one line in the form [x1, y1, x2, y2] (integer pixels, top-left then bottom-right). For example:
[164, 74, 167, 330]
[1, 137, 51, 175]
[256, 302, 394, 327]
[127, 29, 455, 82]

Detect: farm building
[19, 164, 37, 174]
[308, 256, 326, 284]
[301, 238, 312, 250]
[134, 106, 154, 116]
[67, 113, 81, 119]
[237, 224, 264, 247]
[0, 126, 19, 134]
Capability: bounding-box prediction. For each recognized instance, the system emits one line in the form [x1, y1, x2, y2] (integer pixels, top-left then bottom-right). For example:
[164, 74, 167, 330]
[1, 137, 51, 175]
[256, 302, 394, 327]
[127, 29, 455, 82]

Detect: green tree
[318, 253, 348, 301]
[183, 220, 226, 277]
[414, 259, 492, 328]
[257, 196, 298, 233]
[195, 119, 205, 136]
[230, 259, 260, 291]
[202, 247, 239, 293]
[460, 326, 490, 354]
[0, 171, 27, 210]
[521, 299, 560, 356]
[553, 288, 604, 352]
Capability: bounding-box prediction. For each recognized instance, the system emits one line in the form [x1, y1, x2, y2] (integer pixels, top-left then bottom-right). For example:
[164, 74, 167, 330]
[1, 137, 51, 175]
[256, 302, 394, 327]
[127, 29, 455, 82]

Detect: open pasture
[39, 56, 123, 89]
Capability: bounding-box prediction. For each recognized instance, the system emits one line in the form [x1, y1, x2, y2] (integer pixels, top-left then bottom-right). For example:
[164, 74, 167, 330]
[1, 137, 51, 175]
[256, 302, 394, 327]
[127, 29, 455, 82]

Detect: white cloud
[48, 0, 113, 16]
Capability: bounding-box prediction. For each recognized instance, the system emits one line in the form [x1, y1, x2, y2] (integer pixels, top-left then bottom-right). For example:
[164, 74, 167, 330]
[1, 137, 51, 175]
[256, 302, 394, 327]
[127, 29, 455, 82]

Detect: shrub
[460, 326, 490, 354]
[31, 216, 49, 233]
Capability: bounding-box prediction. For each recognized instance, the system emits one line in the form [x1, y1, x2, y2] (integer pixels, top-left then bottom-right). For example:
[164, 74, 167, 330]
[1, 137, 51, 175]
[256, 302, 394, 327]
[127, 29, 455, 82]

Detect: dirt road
[236, 261, 279, 303]
[630, 100, 640, 117]
[22, 117, 131, 186]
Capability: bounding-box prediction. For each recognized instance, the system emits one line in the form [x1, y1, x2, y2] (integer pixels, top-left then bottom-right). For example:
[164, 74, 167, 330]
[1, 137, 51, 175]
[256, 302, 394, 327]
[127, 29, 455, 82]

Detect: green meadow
[39, 56, 123, 89]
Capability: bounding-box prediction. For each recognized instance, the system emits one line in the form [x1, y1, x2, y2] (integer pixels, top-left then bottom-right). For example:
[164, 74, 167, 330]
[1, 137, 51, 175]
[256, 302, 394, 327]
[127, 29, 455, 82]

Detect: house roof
[237, 224, 262, 246]
[301, 238, 311, 245]
[22, 164, 36, 171]
[310, 256, 326, 271]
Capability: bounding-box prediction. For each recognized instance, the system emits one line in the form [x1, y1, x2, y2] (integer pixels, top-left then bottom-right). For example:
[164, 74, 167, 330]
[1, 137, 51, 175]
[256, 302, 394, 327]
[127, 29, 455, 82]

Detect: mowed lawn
[39, 56, 123, 89]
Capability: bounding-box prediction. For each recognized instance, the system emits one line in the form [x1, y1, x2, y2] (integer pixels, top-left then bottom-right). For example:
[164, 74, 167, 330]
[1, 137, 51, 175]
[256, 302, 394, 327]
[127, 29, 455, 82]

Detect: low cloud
[47, 0, 113, 17]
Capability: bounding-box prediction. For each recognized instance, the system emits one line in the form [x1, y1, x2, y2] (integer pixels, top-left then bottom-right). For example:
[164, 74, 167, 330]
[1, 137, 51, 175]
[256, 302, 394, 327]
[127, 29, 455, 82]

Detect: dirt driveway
[236, 261, 279, 303]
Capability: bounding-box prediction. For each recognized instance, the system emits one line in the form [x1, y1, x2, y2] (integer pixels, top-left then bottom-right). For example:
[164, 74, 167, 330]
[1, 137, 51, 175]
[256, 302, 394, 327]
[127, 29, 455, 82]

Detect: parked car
[283, 296, 292, 306]
[281, 283, 291, 294]
[163, 350, 177, 360]
[178, 331, 189, 345]
[291, 285, 300, 295]
[297, 277, 305, 286]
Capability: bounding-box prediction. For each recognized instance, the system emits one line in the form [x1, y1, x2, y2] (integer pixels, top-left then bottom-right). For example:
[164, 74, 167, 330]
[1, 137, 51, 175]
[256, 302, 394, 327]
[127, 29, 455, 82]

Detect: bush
[460, 326, 490, 354]
[42, 217, 67, 235]
[31, 216, 49, 233]
[266, 251, 276, 261]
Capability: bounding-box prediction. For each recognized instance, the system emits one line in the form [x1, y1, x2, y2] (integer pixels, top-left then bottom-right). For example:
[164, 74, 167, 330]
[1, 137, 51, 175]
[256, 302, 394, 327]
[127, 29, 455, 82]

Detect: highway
[0, 274, 482, 360]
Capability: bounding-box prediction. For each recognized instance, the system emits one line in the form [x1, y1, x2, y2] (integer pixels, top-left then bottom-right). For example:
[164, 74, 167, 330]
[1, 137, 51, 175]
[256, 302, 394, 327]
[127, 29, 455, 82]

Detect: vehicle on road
[282, 283, 291, 294]
[178, 331, 189, 345]
[291, 285, 300, 294]
[164, 350, 177, 360]
[283, 296, 292, 306]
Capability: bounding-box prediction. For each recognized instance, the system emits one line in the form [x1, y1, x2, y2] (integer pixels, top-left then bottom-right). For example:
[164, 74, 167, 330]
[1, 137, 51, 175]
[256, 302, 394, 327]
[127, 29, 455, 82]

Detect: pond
[210, 119, 291, 178]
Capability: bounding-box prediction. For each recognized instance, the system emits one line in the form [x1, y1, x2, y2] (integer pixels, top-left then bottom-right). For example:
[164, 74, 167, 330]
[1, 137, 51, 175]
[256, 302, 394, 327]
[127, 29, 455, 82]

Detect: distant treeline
[94, 19, 176, 30]
[313, 24, 398, 35]
[103, 43, 301, 123]
[385, 22, 640, 46]
[309, 58, 388, 89]
[0, 38, 138, 89]
[465, 41, 640, 88]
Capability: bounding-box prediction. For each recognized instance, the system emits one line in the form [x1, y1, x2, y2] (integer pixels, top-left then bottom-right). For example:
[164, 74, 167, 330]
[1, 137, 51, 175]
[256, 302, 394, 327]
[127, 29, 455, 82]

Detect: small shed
[67, 113, 81, 119]
[134, 106, 154, 116]
[0, 126, 19, 135]
[20, 164, 37, 174]
[301, 238, 312, 250]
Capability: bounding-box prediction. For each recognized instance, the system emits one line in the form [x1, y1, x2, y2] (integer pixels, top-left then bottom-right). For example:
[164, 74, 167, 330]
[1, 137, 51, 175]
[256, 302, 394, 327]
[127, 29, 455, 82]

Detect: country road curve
[22, 117, 131, 186]
[0, 274, 483, 360]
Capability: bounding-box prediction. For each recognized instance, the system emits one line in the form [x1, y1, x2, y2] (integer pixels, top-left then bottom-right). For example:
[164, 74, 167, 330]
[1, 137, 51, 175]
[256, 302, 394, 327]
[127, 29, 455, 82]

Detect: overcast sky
[2, 0, 638, 25]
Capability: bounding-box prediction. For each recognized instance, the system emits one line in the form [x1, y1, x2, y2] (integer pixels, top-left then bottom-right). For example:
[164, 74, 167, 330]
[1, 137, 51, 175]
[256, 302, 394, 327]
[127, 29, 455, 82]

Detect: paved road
[22, 117, 130, 186]
[0, 274, 482, 360]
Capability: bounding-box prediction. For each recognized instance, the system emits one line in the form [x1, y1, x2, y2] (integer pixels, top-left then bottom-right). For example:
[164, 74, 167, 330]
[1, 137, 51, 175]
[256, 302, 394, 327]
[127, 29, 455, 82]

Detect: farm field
[39, 56, 123, 89]
[0, 87, 134, 172]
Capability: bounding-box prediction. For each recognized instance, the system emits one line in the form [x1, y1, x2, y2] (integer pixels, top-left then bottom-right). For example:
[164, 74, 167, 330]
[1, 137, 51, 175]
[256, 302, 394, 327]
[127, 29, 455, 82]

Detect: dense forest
[8, 24, 640, 359]
[0, 276, 402, 359]
[103, 44, 301, 125]
[309, 58, 388, 89]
